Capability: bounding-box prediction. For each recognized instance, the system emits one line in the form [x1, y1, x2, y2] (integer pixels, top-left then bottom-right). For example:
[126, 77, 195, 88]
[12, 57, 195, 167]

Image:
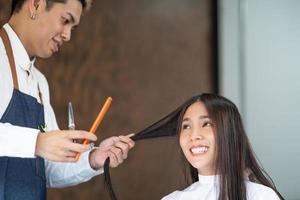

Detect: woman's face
[179, 101, 216, 175]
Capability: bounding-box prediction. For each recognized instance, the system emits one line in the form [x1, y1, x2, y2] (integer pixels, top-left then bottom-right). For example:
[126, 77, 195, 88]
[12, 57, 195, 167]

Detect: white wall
[219, 0, 300, 199]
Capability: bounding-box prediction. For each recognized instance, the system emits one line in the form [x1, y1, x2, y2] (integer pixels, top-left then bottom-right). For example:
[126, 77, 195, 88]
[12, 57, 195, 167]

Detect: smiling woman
[102, 93, 284, 200]
[162, 94, 284, 200]
[179, 101, 216, 176]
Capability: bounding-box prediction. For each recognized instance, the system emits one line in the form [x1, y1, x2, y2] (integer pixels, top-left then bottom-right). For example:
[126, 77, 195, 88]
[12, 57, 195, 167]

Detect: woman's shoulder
[245, 180, 281, 200]
[161, 180, 216, 200]
[161, 191, 181, 200]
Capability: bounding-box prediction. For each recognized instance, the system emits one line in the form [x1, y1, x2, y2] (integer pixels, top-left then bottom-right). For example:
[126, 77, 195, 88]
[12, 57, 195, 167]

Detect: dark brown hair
[11, 0, 91, 15]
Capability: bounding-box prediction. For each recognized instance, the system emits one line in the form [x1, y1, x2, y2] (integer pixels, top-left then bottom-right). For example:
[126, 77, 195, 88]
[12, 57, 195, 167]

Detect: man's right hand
[35, 130, 97, 162]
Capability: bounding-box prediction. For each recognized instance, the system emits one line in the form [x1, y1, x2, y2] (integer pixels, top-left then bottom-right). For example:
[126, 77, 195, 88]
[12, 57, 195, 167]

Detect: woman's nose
[191, 129, 203, 140]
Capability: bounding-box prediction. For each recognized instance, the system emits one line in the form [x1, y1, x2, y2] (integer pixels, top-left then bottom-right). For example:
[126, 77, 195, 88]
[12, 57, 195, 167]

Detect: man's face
[30, 0, 82, 58]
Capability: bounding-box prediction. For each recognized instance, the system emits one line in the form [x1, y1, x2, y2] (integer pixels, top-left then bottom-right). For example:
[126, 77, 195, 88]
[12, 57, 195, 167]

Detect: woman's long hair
[176, 93, 284, 200]
[104, 93, 284, 200]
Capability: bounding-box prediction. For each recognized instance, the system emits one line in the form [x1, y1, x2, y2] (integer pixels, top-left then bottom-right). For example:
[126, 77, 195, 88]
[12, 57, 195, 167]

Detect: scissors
[69, 101, 95, 155]
[68, 102, 75, 130]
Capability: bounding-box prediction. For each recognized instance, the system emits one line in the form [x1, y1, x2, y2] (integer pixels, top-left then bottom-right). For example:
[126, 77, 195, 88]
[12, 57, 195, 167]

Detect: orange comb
[75, 96, 112, 161]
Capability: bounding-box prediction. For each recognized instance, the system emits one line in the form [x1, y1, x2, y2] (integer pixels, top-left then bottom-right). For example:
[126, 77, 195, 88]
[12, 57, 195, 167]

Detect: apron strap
[0, 28, 19, 90]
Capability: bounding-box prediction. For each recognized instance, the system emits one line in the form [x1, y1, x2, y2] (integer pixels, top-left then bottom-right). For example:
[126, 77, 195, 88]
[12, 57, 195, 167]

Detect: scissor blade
[68, 102, 75, 130]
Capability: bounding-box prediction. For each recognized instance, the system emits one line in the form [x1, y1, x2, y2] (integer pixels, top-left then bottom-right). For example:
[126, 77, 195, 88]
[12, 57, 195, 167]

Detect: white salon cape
[0, 23, 102, 188]
[162, 175, 280, 200]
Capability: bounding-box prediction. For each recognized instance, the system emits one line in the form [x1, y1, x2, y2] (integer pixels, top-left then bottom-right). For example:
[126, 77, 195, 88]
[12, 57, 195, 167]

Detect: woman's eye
[203, 121, 213, 127]
[182, 124, 191, 130]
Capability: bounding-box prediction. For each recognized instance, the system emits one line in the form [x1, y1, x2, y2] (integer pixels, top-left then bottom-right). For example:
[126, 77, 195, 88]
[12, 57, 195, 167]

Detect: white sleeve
[0, 122, 39, 158]
[0, 62, 39, 158]
[45, 150, 103, 188]
[34, 68, 103, 188]
[246, 181, 281, 200]
[43, 102, 103, 188]
[255, 189, 281, 200]
[161, 191, 179, 200]
[0, 41, 40, 158]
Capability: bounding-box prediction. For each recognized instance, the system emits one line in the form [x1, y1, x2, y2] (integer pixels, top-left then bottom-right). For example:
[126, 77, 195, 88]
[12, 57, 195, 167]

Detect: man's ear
[28, 0, 42, 19]
[33, 0, 40, 10]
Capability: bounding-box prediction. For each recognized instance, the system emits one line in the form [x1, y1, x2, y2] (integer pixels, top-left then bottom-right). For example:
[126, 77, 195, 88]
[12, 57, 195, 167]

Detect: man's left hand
[88, 134, 135, 170]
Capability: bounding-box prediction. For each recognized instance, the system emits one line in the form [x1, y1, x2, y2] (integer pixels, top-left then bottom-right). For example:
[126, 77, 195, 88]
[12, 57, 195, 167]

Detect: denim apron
[0, 28, 46, 200]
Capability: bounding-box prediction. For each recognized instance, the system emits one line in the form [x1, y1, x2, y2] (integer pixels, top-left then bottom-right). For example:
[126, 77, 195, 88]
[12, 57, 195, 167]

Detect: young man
[0, 0, 134, 199]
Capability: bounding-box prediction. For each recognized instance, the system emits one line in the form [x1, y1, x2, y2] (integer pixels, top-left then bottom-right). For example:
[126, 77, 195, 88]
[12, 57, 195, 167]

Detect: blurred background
[0, 0, 299, 199]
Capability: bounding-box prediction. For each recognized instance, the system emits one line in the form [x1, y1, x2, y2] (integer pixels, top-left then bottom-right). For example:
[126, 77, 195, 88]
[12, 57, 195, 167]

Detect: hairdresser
[0, 0, 134, 199]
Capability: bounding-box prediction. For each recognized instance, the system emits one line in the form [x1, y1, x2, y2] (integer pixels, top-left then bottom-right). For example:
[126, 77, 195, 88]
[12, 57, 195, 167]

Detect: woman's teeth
[191, 146, 208, 154]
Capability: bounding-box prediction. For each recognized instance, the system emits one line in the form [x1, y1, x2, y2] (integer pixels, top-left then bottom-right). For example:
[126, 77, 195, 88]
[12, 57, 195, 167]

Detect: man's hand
[89, 134, 135, 170]
[35, 130, 97, 162]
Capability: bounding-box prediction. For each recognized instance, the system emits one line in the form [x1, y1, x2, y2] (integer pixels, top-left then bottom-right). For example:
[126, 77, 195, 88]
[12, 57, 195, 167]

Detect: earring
[30, 13, 36, 20]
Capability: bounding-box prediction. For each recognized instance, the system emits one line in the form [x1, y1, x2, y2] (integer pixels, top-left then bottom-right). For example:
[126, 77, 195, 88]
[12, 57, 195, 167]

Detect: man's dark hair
[11, 0, 91, 16]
